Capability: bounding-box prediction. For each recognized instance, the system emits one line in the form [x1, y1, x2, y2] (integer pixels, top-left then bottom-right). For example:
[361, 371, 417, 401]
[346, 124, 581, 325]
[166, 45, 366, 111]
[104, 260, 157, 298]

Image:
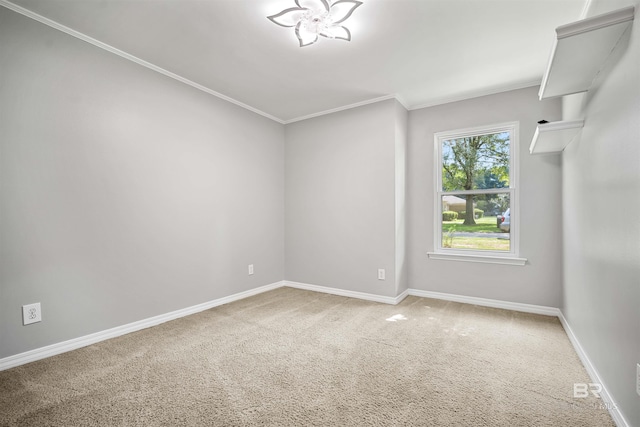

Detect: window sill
[427, 252, 527, 266]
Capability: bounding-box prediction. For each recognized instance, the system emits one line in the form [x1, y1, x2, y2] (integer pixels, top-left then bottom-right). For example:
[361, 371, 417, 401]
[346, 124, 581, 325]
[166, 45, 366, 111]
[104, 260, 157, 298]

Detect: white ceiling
[7, 0, 588, 123]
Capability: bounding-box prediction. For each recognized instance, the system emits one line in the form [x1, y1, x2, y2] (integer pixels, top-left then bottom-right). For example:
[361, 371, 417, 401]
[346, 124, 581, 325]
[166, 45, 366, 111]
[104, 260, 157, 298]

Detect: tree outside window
[435, 123, 518, 255]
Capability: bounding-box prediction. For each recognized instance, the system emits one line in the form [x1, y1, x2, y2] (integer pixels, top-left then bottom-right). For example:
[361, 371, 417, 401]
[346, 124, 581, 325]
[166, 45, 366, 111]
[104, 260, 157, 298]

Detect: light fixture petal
[329, 0, 363, 24]
[320, 25, 351, 41]
[295, 21, 319, 47]
[267, 7, 305, 27]
[295, 0, 330, 13]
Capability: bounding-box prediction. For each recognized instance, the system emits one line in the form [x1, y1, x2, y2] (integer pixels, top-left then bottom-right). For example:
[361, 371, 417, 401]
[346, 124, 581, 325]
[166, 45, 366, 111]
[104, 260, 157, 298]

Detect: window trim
[431, 121, 524, 264]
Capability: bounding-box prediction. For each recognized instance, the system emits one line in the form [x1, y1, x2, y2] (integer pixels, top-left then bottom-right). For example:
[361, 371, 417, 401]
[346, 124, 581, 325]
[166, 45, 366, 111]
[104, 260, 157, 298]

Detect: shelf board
[539, 6, 635, 100]
[529, 120, 584, 154]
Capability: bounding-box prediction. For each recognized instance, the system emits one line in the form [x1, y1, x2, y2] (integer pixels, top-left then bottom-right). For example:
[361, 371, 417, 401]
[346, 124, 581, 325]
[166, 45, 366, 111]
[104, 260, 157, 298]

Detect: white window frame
[428, 121, 526, 266]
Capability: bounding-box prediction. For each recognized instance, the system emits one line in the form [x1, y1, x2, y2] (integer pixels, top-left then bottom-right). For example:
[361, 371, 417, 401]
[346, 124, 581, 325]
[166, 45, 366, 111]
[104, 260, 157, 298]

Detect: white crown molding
[0, 281, 284, 372]
[0, 0, 549, 126]
[0, 0, 405, 125]
[283, 94, 412, 124]
[408, 289, 560, 316]
[283, 95, 400, 124]
[394, 94, 410, 111]
[0, 0, 285, 124]
[408, 80, 542, 112]
[558, 311, 630, 427]
[282, 79, 546, 123]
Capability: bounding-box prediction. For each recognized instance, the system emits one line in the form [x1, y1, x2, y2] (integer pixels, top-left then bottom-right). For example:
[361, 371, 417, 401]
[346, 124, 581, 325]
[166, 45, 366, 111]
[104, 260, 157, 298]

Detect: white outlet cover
[636, 363, 640, 396]
[378, 269, 385, 280]
[248, 264, 254, 275]
[22, 302, 42, 325]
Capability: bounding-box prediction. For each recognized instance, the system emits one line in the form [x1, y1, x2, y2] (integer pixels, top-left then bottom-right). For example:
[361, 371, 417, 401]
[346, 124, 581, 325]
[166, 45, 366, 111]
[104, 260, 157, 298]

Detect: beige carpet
[0, 287, 614, 426]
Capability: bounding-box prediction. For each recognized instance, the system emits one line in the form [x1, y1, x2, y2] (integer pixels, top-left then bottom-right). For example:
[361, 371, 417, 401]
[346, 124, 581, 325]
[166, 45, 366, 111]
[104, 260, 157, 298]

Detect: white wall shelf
[529, 120, 584, 154]
[538, 6, 635, 100]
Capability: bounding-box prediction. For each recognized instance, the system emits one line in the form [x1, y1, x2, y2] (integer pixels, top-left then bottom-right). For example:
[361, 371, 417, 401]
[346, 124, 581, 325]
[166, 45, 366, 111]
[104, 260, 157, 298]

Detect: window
[429, 122, 525, 265]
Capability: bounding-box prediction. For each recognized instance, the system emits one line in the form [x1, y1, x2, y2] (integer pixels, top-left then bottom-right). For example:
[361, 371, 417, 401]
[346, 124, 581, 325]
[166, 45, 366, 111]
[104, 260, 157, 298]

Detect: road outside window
[434, 122, 519, 257]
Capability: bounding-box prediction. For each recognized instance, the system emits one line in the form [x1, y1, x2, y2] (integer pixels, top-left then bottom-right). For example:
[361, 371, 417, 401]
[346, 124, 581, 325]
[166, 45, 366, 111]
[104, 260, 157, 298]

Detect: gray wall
[0, 8, 285, 359]
[561, 0, 640, 425]
[5, 13, 636, 427]
[395, 101, 409, 296]
[284, 99, 402, 297]
[407, 87, 564, 307]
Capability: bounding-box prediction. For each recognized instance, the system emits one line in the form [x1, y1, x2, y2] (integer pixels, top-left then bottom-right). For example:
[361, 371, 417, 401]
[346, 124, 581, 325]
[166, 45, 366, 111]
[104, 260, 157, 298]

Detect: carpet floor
[0, 287, 614, 426]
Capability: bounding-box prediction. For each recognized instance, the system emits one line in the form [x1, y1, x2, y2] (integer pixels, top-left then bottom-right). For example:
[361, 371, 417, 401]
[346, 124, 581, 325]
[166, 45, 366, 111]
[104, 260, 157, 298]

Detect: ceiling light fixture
[268, 0, 363, 47]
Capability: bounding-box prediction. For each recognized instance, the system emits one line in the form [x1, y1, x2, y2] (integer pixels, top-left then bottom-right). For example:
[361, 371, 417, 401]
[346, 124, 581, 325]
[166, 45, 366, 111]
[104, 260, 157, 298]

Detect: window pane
[442, 132, 510, 191]
[441, 193, 510, 252]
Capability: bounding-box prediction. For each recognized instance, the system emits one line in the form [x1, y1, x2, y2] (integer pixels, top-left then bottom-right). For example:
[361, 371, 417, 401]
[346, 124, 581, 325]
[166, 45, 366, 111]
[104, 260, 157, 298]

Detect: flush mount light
[268, 0, 363, 47]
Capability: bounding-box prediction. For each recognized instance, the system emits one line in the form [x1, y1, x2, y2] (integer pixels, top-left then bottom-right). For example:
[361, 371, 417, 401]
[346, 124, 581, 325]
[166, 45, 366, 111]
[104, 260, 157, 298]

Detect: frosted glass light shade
[268, 0, 363, 47]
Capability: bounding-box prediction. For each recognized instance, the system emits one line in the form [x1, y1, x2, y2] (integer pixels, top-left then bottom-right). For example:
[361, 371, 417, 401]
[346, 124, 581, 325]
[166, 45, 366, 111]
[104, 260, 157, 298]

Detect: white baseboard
[407, 289, 560, 316]
[284, 280, 405, 305]
[1, 283, 558, 372]
[558, 311, 629, 427]
[2, 279, 627, 427]
[395, 288, 410, 304]
[0, 281, 284, 372]
[409, 289, 627, 425]
[1, 280, 402, 371]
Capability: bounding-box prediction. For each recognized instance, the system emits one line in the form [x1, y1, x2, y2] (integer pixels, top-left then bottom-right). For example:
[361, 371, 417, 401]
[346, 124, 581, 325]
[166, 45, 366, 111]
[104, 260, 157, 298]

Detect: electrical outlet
[22, 303, 42, 325]
[248, 264, 254, 275]
[636, 363, 640, 396]
[378, 269, 385, 280]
